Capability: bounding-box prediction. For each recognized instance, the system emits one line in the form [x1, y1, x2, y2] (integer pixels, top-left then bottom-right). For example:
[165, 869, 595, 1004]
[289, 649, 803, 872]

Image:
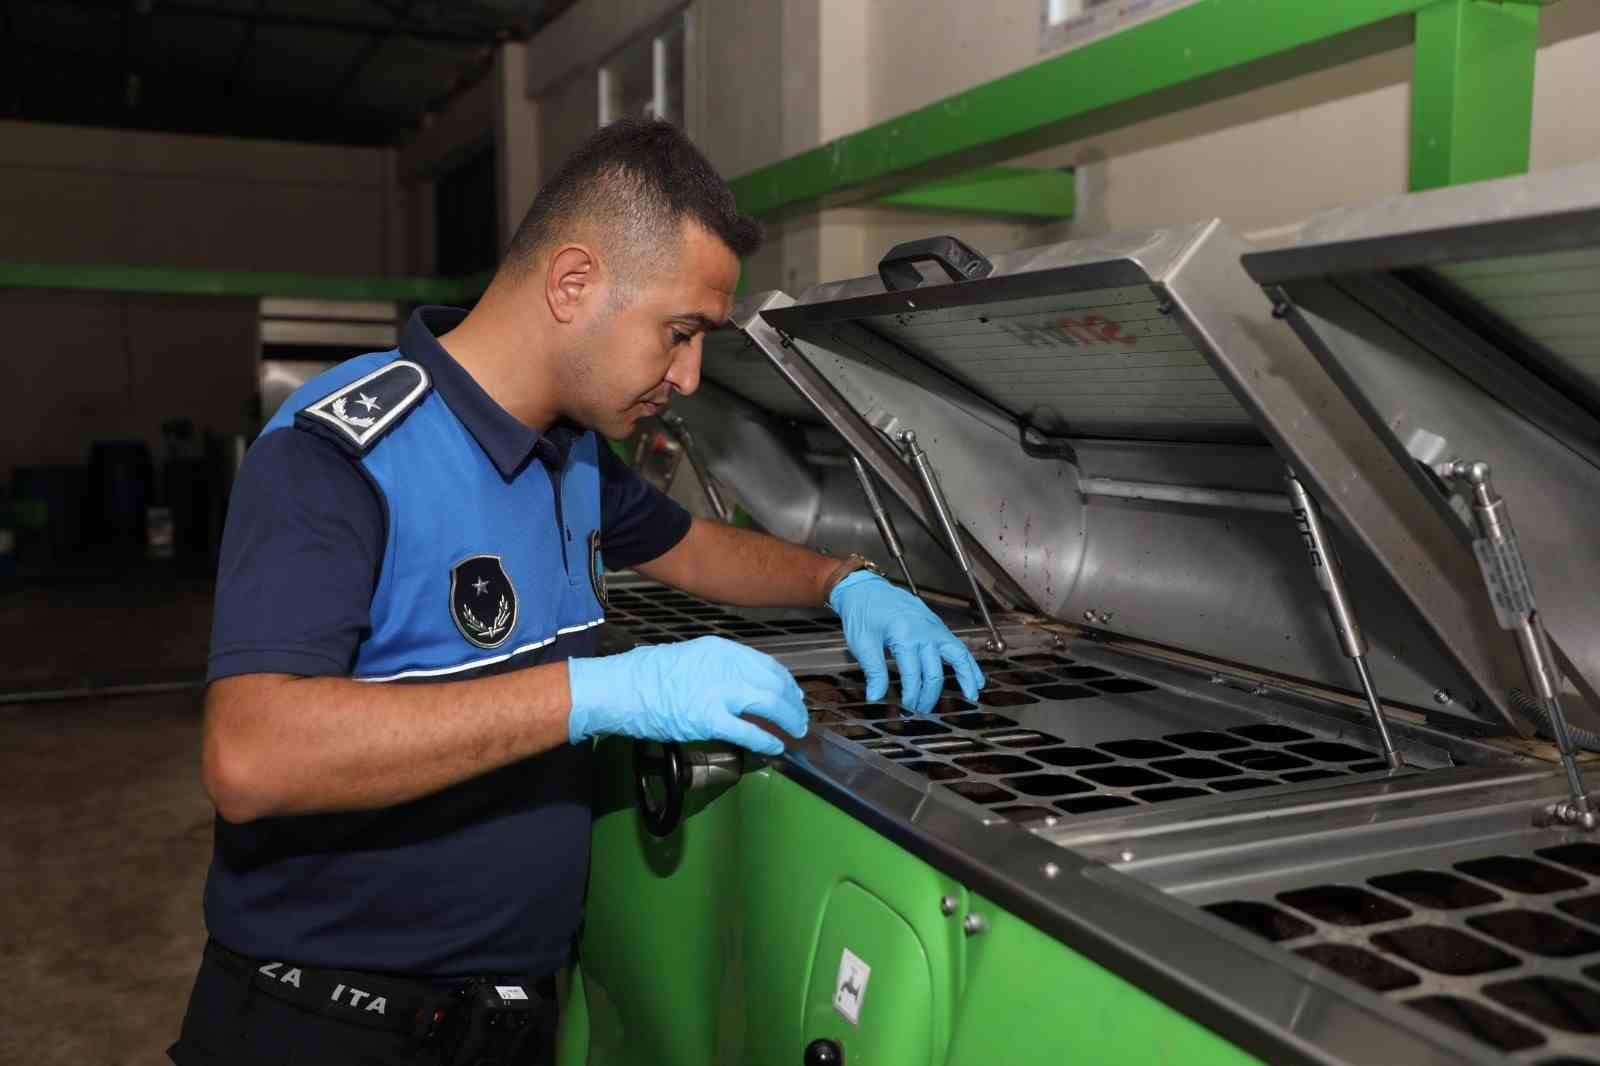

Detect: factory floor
[1, 576, 214, 1065]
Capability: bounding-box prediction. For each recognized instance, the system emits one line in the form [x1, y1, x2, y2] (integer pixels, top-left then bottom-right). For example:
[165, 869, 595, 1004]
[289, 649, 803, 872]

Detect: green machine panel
[567, 741, 1261, 1066]
[801, 882, 933, 1064]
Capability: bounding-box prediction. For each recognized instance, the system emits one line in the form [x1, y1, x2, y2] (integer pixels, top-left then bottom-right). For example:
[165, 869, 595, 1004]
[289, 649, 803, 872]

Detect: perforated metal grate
[801, 649, 1390, 825]
[604, 584, 838, 644]
[1204, 843, 1600, 1061]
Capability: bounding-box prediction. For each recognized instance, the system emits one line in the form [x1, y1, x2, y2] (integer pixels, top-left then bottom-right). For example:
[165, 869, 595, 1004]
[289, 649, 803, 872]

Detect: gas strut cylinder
[1441, 460, 1595, 830]
[1284, 471, 1404, 770]
[659, 411, 731, 524]
[896, 429, 1005, 653]
[848, 453, 919, 596]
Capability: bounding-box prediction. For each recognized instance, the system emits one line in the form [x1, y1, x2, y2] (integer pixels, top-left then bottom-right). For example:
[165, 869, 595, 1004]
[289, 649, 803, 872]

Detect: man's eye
[670, 331, 692, 346]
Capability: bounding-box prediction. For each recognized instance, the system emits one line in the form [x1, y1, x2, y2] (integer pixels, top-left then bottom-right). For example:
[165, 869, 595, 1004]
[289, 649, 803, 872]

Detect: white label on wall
[832, 948, 871, 1026]
[1041, 0, 1204, 55]
[495, 985, 528, 1001]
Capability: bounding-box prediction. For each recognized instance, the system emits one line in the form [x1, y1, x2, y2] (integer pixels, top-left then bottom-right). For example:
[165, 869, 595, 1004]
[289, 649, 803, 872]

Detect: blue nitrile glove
[567, 636, 808, 756]
[829, 571, 986, 714]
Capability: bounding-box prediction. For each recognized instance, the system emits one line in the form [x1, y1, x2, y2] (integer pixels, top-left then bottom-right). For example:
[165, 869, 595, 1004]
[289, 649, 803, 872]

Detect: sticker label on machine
[495, 985, 528, 1001]
[1473, 535, 1537, 629]
[832, 949, 871, 1026]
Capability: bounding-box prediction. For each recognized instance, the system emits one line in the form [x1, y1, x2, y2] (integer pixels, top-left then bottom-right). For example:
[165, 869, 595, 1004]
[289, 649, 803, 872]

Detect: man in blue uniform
[170, 119, 984, 1065]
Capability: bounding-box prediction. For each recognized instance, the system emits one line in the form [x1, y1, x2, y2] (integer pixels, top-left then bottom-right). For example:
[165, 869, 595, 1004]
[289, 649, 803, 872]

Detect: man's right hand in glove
[567, 636, 808, 756]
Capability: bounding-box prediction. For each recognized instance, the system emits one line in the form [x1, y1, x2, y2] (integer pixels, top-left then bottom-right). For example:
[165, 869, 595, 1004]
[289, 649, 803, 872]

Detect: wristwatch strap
[822, 552, 882, 604]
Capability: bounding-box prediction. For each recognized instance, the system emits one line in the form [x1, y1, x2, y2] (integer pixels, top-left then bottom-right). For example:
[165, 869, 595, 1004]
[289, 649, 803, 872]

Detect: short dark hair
[503, 119, 763, 287]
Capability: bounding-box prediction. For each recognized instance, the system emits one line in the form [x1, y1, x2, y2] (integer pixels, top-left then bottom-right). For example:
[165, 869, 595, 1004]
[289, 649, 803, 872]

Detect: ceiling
[0, 0, 576, 145]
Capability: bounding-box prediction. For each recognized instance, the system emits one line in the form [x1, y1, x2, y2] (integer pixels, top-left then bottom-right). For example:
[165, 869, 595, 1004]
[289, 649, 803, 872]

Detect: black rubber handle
[877, 235, 993, 292]
[633, 740, 690, 838]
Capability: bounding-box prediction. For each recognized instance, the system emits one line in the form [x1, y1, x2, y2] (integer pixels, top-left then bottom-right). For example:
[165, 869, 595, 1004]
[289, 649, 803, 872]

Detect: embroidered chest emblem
[450, 555, 518, 649]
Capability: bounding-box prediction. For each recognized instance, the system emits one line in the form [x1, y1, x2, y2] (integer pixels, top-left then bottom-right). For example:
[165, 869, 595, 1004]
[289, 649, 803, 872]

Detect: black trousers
[168, 949, 559, 1066]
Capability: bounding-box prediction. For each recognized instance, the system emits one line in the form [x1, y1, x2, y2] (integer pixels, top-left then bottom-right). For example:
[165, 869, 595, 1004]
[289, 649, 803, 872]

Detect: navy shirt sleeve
[208, 427, 386, 682]
[597, 440, 692, 569]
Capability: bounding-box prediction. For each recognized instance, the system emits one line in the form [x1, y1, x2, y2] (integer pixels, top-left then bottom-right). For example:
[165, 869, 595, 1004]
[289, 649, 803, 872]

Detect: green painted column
[1410, 0, 1541, 191]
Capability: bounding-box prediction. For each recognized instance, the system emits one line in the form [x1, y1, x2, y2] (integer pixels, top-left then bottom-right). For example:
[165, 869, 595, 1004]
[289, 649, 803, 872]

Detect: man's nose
[664, 338, 702, 397]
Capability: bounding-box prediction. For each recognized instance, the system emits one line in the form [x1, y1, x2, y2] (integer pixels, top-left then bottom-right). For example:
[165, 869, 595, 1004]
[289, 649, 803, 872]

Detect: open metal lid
[763, 226, 1262, 444]
[699, 309, 825, 425]
[751, 223, 1542, 734]
[1242, 160, 1600, 731]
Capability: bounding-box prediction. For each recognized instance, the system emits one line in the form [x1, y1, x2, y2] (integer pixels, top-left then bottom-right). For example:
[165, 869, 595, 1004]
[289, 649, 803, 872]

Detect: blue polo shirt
[203, 305, 691, 977]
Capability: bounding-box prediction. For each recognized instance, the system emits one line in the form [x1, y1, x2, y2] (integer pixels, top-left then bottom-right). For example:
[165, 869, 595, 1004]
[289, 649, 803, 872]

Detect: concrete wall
[0, 120, 399, 275]
[0, 121, 405, 472]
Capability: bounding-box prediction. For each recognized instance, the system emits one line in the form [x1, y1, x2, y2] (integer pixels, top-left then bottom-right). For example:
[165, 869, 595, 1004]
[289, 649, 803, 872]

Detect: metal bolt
[939, 895, 957, 916]
[1208, 673, 1226, 685]
[1433, 689, 1453, 706]
[1269, 288, 1293, 320]
[1052, 635, 1066, 650]
[962, 913, 987, 936]
[1119, 850, 1135, 863]
[1083, 610, 1096, 622]
[1042, 862, 1060, 879]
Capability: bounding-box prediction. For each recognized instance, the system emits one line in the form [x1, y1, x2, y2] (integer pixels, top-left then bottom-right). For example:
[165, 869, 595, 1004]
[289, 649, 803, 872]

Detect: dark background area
[0, 0, 574, 145]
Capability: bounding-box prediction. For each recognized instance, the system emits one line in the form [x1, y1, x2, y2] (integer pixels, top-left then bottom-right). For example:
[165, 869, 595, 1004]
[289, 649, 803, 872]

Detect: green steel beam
[1410, 0, 1541, 191]
[0, 260, 489, 303]
[731, 0, 1441, 217]
[878, 167, 1076, 219]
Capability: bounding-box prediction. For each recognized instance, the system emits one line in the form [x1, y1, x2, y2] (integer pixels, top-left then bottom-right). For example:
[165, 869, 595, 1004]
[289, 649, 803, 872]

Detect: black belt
[204, 938, 555, 1042]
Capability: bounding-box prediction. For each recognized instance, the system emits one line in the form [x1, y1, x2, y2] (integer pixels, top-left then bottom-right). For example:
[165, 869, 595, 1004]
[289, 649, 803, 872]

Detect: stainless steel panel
[1239, 163, 1600, 733]
[738, 291, 1035, 613]
[668, 302, 971, 595]
[867, 285, 1253, 438]
[701, 325, 821, 423]
[1282, 281, 1600, 731]
[770, 313, 1081, 616]
[762, 223, 1521, 730]
[666, 379, 821, 545]
[771, 224, 1260, 444]
[1159, 222, 1527, 733]
[1243, 158, 1600, 280]
[1435, 246, 1600, 416]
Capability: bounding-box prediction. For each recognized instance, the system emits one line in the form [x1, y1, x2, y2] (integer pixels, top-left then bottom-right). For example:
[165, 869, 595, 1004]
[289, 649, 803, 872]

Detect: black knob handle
[803, 1037, 843, 1066]
[633, 740, 689, 838]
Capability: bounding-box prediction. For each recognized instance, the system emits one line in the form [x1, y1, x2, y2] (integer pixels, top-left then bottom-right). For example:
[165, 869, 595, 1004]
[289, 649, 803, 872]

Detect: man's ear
[546, 244, 597, 324]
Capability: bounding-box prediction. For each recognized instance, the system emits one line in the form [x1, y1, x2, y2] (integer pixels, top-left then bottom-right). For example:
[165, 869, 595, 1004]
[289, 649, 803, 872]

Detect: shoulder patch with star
[295, 360, 431, 454]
